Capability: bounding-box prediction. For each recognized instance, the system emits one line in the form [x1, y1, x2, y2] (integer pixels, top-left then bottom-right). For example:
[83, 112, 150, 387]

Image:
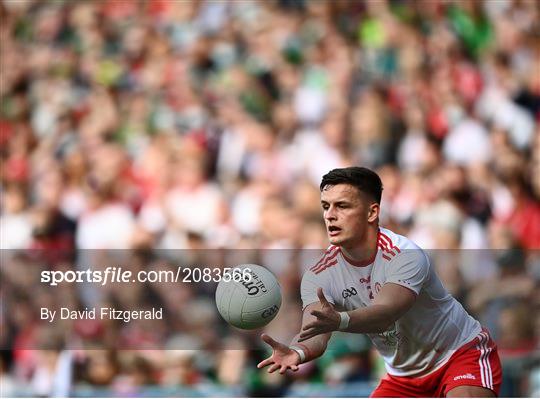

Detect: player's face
[321, 184, 378, 250]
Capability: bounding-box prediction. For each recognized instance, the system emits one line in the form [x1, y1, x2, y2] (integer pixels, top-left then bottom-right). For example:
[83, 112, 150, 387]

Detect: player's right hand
[257, 333, 300, 374]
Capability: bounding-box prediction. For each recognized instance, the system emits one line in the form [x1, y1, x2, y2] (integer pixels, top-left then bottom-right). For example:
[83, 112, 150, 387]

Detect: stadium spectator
[1, 0, 538, 396]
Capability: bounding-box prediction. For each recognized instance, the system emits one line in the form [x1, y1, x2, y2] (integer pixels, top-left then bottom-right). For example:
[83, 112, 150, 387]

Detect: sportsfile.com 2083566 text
[40, 266, 253, 286]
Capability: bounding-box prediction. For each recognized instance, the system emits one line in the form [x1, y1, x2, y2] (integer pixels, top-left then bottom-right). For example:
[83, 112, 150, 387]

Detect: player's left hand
[298, 287, 340, 342]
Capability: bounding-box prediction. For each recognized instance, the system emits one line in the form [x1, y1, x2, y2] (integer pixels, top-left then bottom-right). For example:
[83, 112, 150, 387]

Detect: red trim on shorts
[370, 328, 502, 397]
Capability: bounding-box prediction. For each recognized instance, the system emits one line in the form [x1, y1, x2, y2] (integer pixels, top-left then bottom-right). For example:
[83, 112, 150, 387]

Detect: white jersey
[301, 227, 481, 377]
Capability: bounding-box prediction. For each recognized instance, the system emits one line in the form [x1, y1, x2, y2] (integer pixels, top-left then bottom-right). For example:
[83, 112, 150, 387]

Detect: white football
[215, 264, 282, 330]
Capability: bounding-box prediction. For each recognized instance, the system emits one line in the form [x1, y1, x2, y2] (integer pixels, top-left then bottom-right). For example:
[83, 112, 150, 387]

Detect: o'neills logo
[453, 373, 476, 381]
[241, 272, 268, 296]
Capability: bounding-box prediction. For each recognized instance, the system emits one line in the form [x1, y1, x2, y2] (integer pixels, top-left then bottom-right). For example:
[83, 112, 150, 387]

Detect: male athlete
[258, 167, 501, 397]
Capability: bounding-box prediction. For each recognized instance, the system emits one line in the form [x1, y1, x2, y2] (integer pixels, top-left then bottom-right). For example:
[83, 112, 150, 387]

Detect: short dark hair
[320, 167, 383, 204]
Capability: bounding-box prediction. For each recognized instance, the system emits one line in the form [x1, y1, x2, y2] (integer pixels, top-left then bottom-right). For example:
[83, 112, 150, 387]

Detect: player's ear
[367, 202, 379, 223]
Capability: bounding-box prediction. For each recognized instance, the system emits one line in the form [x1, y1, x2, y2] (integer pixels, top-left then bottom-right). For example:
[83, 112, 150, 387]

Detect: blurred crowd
[1, 0, 539, 396]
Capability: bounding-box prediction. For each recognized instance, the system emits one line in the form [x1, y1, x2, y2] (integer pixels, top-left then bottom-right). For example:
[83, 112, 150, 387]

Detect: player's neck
[340, 226, 379, 266]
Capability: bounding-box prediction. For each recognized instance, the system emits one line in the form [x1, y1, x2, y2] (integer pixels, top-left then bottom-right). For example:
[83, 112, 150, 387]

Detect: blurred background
[1, 0, 539, 396]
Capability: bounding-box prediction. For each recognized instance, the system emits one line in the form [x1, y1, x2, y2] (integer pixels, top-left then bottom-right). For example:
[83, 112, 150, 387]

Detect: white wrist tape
[338, 312, 350, 331]
[290, 345, 306, 363]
